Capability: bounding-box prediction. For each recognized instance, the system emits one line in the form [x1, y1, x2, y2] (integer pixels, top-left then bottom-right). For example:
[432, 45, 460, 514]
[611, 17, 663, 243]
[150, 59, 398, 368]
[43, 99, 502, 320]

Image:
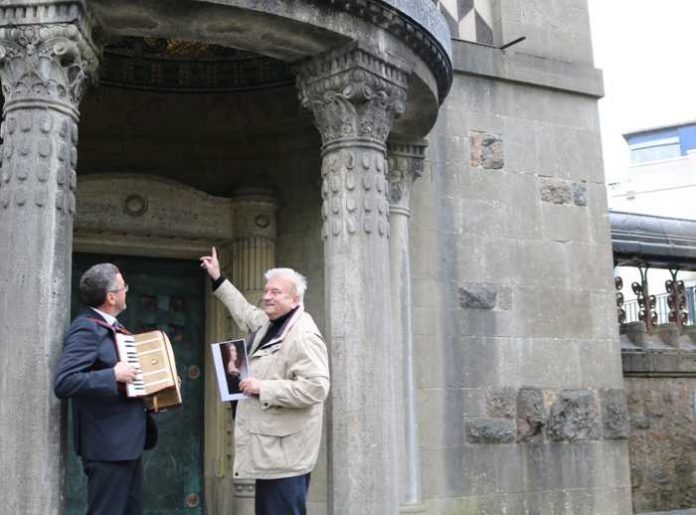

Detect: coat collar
[250, 305, 305, 356]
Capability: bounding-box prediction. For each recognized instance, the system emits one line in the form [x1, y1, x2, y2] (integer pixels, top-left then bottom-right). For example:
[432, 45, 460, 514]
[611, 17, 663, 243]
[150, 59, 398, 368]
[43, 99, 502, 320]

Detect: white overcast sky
[587, 0, 696, 184]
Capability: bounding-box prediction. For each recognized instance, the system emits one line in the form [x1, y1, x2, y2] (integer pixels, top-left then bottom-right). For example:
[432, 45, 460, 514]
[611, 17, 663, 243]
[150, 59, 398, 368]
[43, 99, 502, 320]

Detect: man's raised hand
[200, 246, 221, 280]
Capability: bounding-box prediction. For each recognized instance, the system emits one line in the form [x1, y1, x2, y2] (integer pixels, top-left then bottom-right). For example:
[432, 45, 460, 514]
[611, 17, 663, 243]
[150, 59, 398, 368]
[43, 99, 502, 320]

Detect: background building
[610, 121, 696, 219]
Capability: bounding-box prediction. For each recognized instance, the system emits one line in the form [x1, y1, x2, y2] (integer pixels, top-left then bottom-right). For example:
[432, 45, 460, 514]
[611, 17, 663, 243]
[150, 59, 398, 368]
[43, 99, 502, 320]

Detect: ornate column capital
[387, 140, 427, 215]
[295, 43, 409, 149]
[0, 3, 99, 117]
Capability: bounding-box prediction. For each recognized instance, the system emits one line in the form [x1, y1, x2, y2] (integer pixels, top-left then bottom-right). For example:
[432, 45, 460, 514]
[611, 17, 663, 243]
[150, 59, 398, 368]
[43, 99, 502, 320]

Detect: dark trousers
[83, 458, 143, 515]
[255, 473, 310, 515]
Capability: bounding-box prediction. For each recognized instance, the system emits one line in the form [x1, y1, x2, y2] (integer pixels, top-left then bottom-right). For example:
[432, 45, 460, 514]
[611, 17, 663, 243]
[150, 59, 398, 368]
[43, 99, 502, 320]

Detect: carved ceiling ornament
[295, 44, 409, 147]
[100, 36, 292, 92]
[0, 22, 98, 113]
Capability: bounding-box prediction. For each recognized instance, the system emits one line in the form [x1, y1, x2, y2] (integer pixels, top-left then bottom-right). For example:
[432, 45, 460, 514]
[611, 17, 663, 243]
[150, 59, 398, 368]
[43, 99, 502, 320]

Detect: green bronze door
[66, 254, 205, 514]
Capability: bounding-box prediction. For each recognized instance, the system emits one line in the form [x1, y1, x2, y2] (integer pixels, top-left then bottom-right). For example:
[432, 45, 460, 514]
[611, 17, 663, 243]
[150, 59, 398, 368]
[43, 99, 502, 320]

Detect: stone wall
[626, 377, 696, 512]
[408, 1, 632, 510]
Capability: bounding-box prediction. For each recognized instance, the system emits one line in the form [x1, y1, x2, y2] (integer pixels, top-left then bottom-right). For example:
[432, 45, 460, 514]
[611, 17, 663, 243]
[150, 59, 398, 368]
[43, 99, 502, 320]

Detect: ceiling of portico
[30, 0, 453, 195]
[77, 78, 322, 197]
[100, 36, 293, 92]
[87, 0, 449, 138]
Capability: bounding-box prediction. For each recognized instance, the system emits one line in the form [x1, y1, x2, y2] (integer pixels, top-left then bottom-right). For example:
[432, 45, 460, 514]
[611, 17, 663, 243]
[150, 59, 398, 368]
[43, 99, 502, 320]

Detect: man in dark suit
[55, 263, 155, 515]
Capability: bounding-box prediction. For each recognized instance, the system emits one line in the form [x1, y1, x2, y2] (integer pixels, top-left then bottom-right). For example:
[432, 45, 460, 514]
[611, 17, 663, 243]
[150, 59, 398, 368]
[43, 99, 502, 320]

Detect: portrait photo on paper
[211, 339, 251, 402]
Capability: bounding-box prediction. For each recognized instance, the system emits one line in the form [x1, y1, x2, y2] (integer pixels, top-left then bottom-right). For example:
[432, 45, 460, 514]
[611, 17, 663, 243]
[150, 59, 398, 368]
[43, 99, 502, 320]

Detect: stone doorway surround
[73, 174, 278, 515]
[0, 2, 452, 514]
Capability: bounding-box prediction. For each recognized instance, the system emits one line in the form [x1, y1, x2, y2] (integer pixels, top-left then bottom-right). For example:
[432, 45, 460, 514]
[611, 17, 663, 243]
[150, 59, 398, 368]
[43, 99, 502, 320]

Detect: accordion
[115, 330, 182, 412]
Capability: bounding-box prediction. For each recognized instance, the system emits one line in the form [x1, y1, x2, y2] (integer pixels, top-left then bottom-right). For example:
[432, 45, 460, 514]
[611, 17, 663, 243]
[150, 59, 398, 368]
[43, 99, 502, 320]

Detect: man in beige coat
[200, 247, 330, 515]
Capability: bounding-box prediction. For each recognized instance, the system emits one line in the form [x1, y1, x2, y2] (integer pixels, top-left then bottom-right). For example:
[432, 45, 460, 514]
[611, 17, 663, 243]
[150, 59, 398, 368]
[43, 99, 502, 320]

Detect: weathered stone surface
[485, 387, 516, 419]
[469, 130, 504, 169]
[458, 282, 498, 309]
[600, 389, 629, 440]
[0, 6, 97, 515]
[573, 181, 587, 206]
[539, 177, 572, 205]
[547, 390, 601, 442]
[517, 387, 547, 442]
[465, 418, 516, 444]
[298, 44, 405, 515]
[626, 377, 696, 512]
[631, 413, 650, 430]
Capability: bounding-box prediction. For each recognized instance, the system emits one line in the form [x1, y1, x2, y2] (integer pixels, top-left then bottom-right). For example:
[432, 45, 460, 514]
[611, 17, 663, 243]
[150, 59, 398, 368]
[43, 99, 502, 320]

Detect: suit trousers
[255, 473, 310, 515]
[83, 458, 143, 515]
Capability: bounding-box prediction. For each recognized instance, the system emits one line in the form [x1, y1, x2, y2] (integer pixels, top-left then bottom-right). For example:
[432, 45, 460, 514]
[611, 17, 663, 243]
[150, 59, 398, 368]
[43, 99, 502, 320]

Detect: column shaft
[387, 141, 427, 512]
[296, 43, 409, 515]
[230, 232, 276, 515]
[0, 12, 97, 514]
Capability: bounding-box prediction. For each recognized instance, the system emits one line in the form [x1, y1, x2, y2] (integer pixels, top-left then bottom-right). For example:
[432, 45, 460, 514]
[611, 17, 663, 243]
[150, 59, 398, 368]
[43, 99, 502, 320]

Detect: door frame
[72, 173, 279, 512]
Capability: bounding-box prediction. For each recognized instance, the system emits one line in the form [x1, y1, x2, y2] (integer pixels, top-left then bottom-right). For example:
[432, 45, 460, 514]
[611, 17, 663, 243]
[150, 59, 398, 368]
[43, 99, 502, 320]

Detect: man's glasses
[109, 283, 129, 293]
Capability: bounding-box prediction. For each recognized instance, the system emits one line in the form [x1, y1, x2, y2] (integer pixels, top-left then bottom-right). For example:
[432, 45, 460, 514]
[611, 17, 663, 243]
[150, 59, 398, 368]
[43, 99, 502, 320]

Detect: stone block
[539, 177, 573, 205]
[522, 442, 565, 492]
[465, 418, 516, 444]
[503, 118, 539, 174]
[443, 335, 500, 387]
[524, 486, 631, 515]
[456, 199, 508, 239]
[516, 286, 593, 339]
[461, 388, 487, 417]
[573, 181, 587, 206]
[417, 388, 465, 450]
[588, 289, 621, 341]
[513, 338, 584, 388]
[420, 445, 497, 498]
[547, 389, 601, 442]
[453, 234, 490, 283]
[469, 130, 504, 170]
[515, 239, 567, 287]
[492, 444, 526, 492]
[540, 202, 592, 243]
[566, 242, 615, 291]
[450, 74, 513, 118]
[517, 387, 547, 442]
[576, 339, 624, 389]
[486, 387, 517, 418]
[413, 333, 443, 389]
[457, 308, 518, 339]
[419, 448, 450, 498]
[600, 389, 629, 440]
[458, 282, 498, 309]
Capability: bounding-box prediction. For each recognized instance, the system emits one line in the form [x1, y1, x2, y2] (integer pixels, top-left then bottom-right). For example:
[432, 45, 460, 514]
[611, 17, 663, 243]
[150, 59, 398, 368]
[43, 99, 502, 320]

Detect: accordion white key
[115, 330, 182, 412]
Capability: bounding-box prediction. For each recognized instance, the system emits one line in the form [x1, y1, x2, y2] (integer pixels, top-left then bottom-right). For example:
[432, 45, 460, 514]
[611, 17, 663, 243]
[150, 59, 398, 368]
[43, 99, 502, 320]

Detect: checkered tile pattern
[437, 0, 494, 45]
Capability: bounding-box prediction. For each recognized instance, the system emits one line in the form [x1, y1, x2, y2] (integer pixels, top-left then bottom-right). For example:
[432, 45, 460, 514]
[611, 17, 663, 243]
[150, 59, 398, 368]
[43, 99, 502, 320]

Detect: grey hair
[79, 263, 120, 307]
[265, 267, 307, 302]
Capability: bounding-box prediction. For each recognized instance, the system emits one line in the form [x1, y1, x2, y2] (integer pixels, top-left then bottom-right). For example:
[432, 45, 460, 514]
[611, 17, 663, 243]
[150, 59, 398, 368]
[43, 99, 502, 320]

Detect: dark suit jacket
[54, 310, 148, 461]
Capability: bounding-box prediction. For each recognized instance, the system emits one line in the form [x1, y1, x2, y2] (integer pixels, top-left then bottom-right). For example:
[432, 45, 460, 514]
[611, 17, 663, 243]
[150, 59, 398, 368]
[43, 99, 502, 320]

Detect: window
[629, 136, 681, 164]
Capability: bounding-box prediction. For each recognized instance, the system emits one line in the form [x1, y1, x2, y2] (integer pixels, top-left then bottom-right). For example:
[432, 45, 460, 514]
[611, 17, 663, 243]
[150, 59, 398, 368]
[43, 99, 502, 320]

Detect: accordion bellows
[115, 330, 182, 412]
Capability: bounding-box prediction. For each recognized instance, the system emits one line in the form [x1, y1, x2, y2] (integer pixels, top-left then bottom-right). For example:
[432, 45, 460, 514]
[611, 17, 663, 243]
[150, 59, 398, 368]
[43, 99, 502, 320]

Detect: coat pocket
[248, 407, 308, 436]
[247, 408, 309, 472]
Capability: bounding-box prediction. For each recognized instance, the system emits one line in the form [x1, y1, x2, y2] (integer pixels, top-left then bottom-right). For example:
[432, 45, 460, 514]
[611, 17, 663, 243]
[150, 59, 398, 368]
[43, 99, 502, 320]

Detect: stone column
[203, 187, 277, 515]
[296, 44, 409, 515]
[229, 188, 277, 515]
[387, 140, 427, 514]
[0, 5, 98, 514]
